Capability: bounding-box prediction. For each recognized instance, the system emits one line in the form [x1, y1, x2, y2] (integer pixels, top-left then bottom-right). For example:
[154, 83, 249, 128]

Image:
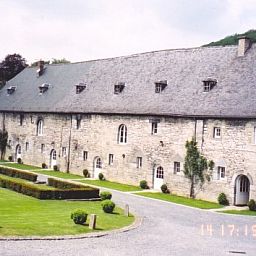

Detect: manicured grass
[0, 160, 7, 163]
[33, 170, 83, 179]
[80, 180, 142, 192]
[0, 188, 134, 236]
[0, 162, 41, 170]
[135, 192, 223, 209]
[221, 210, 256, 216]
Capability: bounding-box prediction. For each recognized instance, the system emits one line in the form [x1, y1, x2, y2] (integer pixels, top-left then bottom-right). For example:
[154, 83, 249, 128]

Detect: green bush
[8, 156, 13, 162]
[98, 173, 105, 180]
[217, 193, 229, 206]
[248, 199, 256, 211]
[0, 166, 37, 182]
[161, 184, 169, 194]
[48, 177, 85, 189]
[101, 200, 115, 213]
[83, 169, 90, 178]
[53, 165, 59, 171]
[100, 191, 112, 200]
[42, 163, 47, 169]
[139, 180, 148, 189]
[71, 209, 88, 224]
[17, 158, 23, 164]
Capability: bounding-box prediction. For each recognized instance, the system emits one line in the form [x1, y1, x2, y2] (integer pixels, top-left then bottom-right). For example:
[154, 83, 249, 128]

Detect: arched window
[156, 166, 164, 179]
[96, 157, 102, 168]
[52, 150, 57, 160]
[118, 124, 127, 144]
[37, 119, 44, 136]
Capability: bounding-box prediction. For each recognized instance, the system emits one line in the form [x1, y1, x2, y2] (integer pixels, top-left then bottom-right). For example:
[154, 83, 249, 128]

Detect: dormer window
[155, 80, 167, 93]
[114, 82, 125, 94]
[37, 60, 45, 76]
[39, 83, 49, 94]
[203, 79, 217, 92]
[76, 83, 86, 94]
[7, 86, 16, 95]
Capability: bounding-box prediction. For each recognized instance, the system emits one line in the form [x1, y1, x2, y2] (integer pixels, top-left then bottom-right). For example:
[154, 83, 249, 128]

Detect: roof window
[75, 82, 86, 94]
[114, 82, 125, 94]
[7, 86, 16, 95]
[39, 83, 49, 94]
[203, 79, 217, 92]
[155, 80, 167, 93]
[37, 60, 46, 76]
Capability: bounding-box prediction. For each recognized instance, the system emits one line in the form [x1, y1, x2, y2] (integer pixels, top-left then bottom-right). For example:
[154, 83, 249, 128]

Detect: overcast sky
[0, 0, 256, 64]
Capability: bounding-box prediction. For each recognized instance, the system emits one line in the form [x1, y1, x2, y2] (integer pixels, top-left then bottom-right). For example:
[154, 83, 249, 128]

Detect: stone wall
[1, 111, 255, 203]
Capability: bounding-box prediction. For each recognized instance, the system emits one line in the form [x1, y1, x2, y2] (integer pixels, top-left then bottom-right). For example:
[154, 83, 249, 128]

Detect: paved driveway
[1, 190, 255, 256]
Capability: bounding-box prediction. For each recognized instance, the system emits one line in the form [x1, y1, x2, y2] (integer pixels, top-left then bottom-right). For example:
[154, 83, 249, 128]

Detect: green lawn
[0, 188, 134, 236]
[80, 180, 142, 192]
[135, 192, 223, 209]
[0, 162, 41, 170]
[0, 160, 8, 163]
[221, 210, 256, 216]
[33, 170, 83, 179]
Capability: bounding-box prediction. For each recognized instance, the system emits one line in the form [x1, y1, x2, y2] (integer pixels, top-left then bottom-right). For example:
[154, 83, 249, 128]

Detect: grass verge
[135, 192, 223, 209]
[0, 188, 134, 236]
[220, 210, 256, 216]
[33, 170, 83, 179]
[0, 163, 41, 170]
[80, 180, 142, 192]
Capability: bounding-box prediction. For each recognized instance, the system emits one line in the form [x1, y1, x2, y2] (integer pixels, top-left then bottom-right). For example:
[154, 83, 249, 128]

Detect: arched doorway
[15, 144, 22, 161]
[235, 175, 250, 205]
[94, 157, 102, 179]
[153, 166, 164, 189]
[50, 149, 57, 169]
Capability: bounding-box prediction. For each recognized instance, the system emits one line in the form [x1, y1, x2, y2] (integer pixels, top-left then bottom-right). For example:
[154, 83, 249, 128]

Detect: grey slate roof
[1, 44, 256, 118]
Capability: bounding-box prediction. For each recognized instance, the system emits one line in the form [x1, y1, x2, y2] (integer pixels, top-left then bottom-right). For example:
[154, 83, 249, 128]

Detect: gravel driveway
[1, 190, 255, 256]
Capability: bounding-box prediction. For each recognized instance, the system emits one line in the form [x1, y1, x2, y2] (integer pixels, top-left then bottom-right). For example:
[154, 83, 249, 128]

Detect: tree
[0, 54, 27, 83]
[51, 58, 70, 64]
[0, 129, 8, 160]
[184, 138, 213, 198]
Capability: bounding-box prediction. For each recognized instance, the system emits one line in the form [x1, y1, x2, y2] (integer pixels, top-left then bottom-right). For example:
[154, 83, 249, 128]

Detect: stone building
[0, 37, 255, 205]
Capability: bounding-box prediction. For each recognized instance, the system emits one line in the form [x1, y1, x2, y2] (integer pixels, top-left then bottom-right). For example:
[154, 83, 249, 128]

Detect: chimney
[237, 36, 251, 57]
[37, 60, 45, 76]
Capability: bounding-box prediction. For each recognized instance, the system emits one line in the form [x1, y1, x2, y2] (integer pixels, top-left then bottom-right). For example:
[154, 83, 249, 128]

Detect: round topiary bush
[140, 180, 148, 189]
[100, 191, 112, 201]
[161, 184, 169, 194]
[101, 200, 115, 213]
[17, 158, 23, 164]
[98, 173, 105, 180]
[248, 199, 256, 211]
[8, 156, 13, 162]
[53, 165, 59, 171]
[83, 169, 90, 178]
[42, 163, 47, 169]
[217, 193, 229, 206]
[71, 209, 88, 224]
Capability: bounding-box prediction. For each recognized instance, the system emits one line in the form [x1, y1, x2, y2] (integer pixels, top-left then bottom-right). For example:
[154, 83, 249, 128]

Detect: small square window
[109, 154, 114, 165]
[214, 127, 221, 138]
[136, 157, 142, 168]
[217, 166, 225, 180]
[151, 122, 158, 134]
[174, 162, 180, 174]
[83, 151, 88, 161]
[62, 147, 67, 157]
[41, 144, 45, 153]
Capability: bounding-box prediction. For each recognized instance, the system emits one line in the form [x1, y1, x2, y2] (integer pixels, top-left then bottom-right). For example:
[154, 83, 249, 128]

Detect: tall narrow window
[151, 122, 158, 134]
[118, 124, 127, 144]
[25, 142, 29, 151]
[254, 127, 256, 144]
[217, 166, 225, 180]
[136, 157, 142, 168]
[41, 144, 45, 153]
[109, 154, 114, 165]
[213, 127, 221, 138]
[83, 151, 88, 161]
[62, 147, 67, 157]
[20, 114, 24, 126]
[96, 158, 102, 168]
[37, 119, 44, 136]
[174, 162, 180, 174]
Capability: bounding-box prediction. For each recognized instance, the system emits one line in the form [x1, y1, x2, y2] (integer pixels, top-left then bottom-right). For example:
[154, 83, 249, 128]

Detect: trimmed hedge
[0, 166, 37, 182]
[48, 177, 85, 189]
[0, 175, 99, 200]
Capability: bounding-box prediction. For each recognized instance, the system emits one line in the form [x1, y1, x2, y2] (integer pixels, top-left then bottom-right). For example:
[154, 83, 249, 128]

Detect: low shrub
[139, 180, 148, 189]
[48, 177, 84, 189]
[17, 158, 23, 164]
[71, 209, 88, 224]
[100, 191, 112, 201]
[101, 200, 115, 213]
[42, 163, 47, 169]
[8, 156, 13, 162]
[248, 199, 256, 211]
[83, 169, 90, 178]
[53, 165, 59, 171]
[0, 166, 37, 182]
[98, 173, 105, 180]
[161, 184, 169, 194]
[217, 193, 229, 206]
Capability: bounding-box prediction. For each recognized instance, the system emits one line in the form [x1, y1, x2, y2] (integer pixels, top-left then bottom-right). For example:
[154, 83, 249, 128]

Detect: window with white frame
[118, 124, 127, 144]
[213, 127, 221, 138]
[96, 158, 102, 168]
[83, 151, 88, 161]
[109, 154, 114, 165]
[62, 147, 67, 157]
[151, 122, 158, 134]
[174, 162, 180, 174]
[37, 119, 44, 136]
[136, 157, 142, 168]
[41, 144, 45, 153]
[25, 142, 29, 151]
[217, 166, 226, 180]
